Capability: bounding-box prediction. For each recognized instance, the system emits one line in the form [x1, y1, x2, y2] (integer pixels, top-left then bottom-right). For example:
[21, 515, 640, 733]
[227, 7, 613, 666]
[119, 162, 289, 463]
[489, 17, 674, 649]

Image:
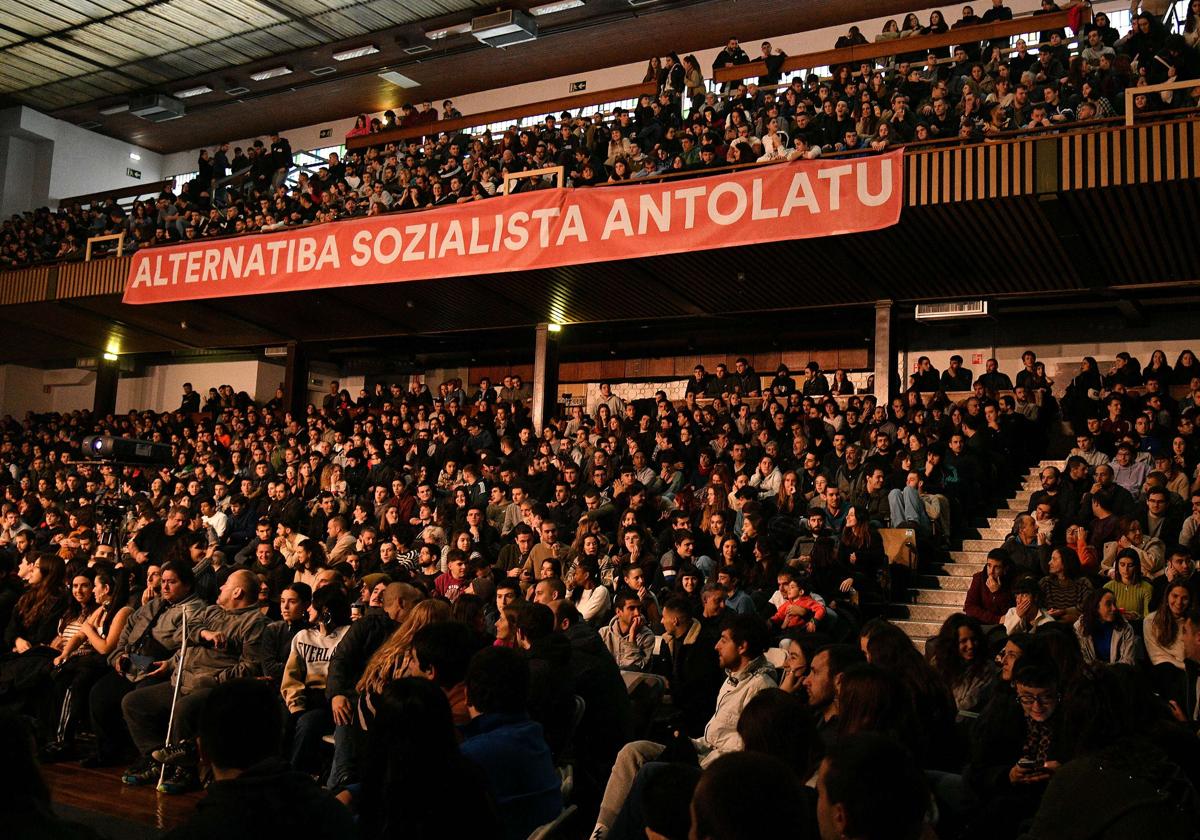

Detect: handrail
[712, 9, 1075, 84]
[1126, 79, 1200, 126]
[85, 232, 125, 261]
[60, 179, 173, 208]
[346, 81, 657, 152]
[503, 165, 564, 195]
[22, 108, 1200, 270]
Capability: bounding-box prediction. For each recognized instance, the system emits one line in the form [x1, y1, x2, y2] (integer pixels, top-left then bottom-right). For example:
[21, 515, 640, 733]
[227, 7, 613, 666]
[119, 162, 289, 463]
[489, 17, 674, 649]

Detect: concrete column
[283, 342, 308, 420]
[93, 357, 119, 417]
[531, 323, 560, 434]
[873, 300, 894, 405]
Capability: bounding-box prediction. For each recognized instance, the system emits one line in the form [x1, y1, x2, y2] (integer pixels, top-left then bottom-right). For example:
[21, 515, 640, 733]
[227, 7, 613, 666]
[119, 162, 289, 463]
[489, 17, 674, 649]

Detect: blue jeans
[326, 723, 355, 789]
[888, 486, 930, 534]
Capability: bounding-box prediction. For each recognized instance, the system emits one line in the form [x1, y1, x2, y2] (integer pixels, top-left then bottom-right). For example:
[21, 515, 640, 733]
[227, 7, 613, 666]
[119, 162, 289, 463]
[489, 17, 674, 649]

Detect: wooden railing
[345, 81, 656, 152]
[60, 179, 172, 208]
[5, 112, 1198, 307]
[712, 9, 1074, 84]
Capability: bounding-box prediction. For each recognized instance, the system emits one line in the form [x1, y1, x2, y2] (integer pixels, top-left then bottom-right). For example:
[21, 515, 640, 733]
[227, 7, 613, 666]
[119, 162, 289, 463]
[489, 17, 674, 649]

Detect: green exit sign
[126, 167, 141, 179]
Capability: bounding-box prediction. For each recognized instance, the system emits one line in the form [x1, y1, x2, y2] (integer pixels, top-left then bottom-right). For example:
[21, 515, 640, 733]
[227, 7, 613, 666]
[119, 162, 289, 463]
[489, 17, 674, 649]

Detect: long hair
[1150, 581, 1190, 648]
[357, 599, 451, 695]
[16, 554, 66, 628]
[836, 663, 912, 743]
[1080, 589, 1126, 638]
[926, 613, 988, 687]
[62, 572, 98, 625]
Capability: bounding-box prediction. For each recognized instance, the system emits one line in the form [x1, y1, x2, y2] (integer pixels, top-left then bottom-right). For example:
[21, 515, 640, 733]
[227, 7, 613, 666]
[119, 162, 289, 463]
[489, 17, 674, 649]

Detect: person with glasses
[966, 662, 1064, 839]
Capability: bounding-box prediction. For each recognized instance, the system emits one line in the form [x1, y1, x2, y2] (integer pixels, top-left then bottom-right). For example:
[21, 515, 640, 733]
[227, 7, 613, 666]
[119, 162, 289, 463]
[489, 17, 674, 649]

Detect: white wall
[0, 365, 96, 416]
[0, 106, 163, 210]
[115, 359, 284, 413]
[900, 339, 1200, 397]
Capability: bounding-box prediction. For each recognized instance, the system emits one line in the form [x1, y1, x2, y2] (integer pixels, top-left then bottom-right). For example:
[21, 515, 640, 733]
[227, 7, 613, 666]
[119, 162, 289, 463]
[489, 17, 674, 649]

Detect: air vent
[128, 94, 185, 123]
[914, 300, 989, 321]
[263, 346, 289, 358]
[310, 66, 337, 76]
[471, 9, 538, 46]
[404, 44, 433, 54]
[225, 86, 250, 96]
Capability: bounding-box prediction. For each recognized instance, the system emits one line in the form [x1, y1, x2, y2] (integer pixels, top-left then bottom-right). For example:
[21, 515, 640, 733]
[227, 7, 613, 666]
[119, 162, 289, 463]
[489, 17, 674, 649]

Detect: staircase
[891, 460, 1064, 651]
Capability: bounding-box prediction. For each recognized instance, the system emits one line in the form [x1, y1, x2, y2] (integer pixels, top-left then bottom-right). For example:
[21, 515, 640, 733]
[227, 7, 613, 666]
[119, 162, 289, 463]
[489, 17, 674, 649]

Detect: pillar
[873, 300, 895, 405]
[283, 342, 309, 419]
[531, 323, 561, 434]
[93, 357, 119, 417]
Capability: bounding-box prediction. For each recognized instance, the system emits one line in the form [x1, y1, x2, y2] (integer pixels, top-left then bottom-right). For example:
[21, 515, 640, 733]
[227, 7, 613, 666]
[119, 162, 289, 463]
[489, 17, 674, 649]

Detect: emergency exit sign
[570, 80, 586, 92]
[126, 168, 141, 179]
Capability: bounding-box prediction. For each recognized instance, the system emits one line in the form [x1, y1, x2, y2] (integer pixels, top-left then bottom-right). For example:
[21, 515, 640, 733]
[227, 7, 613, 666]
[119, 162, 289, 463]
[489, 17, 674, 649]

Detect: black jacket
[164, 758, 357, 840]
[563, 623, 633, 770]
[326, 611, 397, 700]
[656, 620, 723, 737]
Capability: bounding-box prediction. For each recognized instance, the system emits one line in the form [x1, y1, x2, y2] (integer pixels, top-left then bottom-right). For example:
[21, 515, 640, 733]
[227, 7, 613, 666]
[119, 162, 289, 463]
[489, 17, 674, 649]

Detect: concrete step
[976, 527, 1012, 540]
[990, 510, 1019, 525]
[950, 550, 989, 563]
[892, 618, 942, 639]
[960, 539, 1003, 553]
[912, 588, 968, 606]
[892, 603, 961, 623]
[914, 574, 973, 591]
[938, 563, 981, 577]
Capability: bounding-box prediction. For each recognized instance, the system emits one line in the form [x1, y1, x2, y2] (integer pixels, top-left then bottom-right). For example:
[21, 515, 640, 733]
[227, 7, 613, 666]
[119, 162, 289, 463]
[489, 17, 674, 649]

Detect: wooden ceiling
[3, 0, 940, 153]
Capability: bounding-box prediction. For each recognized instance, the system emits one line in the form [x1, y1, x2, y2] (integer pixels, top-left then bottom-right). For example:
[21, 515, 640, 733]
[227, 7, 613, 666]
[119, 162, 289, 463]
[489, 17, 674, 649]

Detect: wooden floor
[44, 761, 203, 834]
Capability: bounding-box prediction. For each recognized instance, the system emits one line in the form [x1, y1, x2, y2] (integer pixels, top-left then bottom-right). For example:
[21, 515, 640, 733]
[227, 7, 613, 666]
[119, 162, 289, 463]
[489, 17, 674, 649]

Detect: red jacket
[769, 595, 827, 629]
[963, 570, 1014, 625]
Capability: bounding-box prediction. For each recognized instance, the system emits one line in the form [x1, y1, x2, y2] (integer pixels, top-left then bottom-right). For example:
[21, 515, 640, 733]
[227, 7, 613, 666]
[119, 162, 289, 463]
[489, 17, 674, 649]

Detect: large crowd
[2, 3, 1199, 269]
[2, 346, 1200, 839]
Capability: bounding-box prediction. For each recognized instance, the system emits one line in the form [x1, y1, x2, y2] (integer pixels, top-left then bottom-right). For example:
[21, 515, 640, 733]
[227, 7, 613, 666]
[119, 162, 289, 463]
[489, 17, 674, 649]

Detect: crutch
[157, 608, 189, 789]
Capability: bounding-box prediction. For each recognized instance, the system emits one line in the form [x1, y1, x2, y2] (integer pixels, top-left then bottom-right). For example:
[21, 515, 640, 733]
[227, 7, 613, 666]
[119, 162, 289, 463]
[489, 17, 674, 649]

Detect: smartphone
[1017, 758, 1040, 771]
[128, 653, 156, 675]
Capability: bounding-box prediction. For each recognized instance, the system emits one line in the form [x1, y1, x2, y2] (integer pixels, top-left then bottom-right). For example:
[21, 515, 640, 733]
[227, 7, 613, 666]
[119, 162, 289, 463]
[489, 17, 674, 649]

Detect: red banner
[123, 150, 902, 305]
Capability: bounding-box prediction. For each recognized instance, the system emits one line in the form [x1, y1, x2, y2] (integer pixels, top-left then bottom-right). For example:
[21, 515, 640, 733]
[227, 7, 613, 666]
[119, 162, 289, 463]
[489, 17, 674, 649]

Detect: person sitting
[966, 662, 1066, 839]
[1038, 546, 1092, 625]
[926, 613, 998, 714]
[410, 620, 479, 725]
[1103, 548, 1154, 622]
[592, 613, 776, 838]
[656, 596, 723, 738]
[1074, 589, 1140, 666]
[163, 679, 355, 839]
[816, 733, 931, 840]
[280, 585, 351, 774]
[459, 646, 562, 840]
[1144, 580, 1191, 707]
[964, 549, 1015, 626]
[1002, 577, 1054, 635]
[356, 677, 498, 840]
[768, 570, 826, 633]
[689, 751, 810, 840]
[39, 568, 132, 762]
[599, 591, 659, 672]
[121, 569, 267, 794]
[1101, 517, 1165, 581]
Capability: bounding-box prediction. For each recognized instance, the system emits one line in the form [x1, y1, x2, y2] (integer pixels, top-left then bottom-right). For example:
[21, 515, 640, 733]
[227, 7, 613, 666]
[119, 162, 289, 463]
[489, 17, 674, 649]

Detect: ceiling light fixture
[129, 152, 141, 161]
[332, 43, 380, 61]
[425, 22, 472, 40]
[530, 0, 584, 15]
[249, 66, 292, 81]
[173, 85, 213, 99]
[378, 70, 420, 88]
